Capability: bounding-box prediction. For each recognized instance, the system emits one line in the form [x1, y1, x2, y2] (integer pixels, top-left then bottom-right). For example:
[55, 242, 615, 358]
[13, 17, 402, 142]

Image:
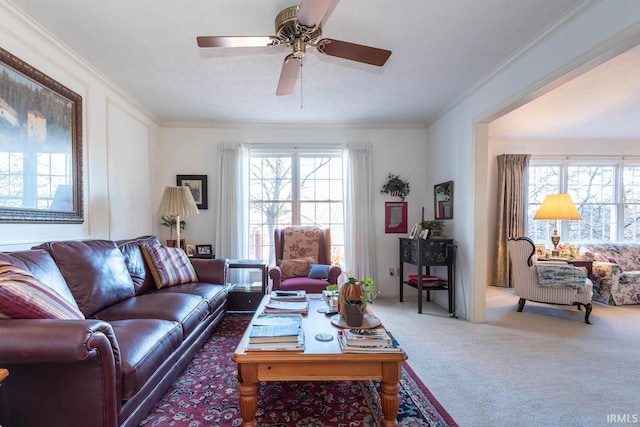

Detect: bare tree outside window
[528, 161, 640, 244]
[249, 151, 344, 266]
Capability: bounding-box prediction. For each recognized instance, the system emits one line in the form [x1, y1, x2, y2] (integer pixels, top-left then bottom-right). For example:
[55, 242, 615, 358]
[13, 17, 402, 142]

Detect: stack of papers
[270, 290, 307, 301]
[264, 299, 309, 314]
[337, 328, 402, 353]
[342, 328, 392, 347]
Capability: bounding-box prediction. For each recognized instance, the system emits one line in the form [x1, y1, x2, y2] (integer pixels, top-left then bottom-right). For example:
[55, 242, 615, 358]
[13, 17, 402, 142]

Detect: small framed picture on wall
[177, 175, 208, 209]
[385, 201, 408, 233]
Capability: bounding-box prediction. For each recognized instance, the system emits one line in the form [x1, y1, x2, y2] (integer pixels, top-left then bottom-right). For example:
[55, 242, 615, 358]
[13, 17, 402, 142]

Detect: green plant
[161, 215, 185, 240]
[338, 277, 377, 313]
[381, 173, 410, 201]
[421, 219, 445, 231]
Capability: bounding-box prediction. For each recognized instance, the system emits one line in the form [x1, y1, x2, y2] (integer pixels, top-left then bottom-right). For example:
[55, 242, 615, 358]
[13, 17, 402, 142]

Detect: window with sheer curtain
[248, 147, 344, 266]
[216, 143, 374, 281]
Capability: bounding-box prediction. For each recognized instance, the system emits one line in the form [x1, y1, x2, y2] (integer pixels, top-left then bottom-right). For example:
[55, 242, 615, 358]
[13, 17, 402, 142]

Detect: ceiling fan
[196, 0, 391, 96]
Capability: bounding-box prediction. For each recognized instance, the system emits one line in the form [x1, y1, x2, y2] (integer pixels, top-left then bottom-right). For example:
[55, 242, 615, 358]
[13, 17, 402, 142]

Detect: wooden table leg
[237, 363, 258, 427]
[380, 362, 401, 426]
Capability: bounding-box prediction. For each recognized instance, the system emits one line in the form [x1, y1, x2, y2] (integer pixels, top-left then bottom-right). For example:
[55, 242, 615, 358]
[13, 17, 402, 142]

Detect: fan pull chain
[300, 60, 304, 109]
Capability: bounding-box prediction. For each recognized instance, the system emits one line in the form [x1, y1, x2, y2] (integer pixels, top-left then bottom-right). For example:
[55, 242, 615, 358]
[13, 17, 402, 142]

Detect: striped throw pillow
[0, 261, 84, 320]
[141, 244, 198, 288]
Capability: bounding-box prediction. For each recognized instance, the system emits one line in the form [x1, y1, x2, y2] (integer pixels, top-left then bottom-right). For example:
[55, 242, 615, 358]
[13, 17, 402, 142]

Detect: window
[528, 159, 640, 242]
[248, 147, 344, 266]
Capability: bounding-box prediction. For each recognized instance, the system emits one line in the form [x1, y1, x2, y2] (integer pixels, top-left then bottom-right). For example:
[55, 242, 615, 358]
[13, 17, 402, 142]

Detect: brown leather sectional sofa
[0, 235, 228, 427]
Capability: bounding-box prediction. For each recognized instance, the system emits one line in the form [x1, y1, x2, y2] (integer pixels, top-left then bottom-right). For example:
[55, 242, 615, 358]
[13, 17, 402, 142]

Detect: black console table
[399, 238, 457, 316]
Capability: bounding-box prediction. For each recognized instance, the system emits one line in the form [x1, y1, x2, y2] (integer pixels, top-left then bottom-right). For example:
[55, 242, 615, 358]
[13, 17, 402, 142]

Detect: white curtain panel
[343, 143, 376, 282]
[215, 142, 249, 262]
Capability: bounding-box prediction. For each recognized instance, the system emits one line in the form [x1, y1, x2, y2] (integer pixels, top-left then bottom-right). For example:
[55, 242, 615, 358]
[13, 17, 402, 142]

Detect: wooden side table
[226, 260, 268, 312]
[399, 238, 457, 316]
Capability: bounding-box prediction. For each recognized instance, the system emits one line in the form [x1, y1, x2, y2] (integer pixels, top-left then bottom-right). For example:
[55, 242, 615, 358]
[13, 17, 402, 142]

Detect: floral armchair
[268, 226, 342, 293]
[508, 237, 593, 324]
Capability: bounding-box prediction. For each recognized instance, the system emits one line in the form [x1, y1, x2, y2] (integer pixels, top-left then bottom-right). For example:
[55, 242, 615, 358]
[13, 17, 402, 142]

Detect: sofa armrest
[0, 318, 119, 364]
[328, 265, 342, 285]
[191, 258, 228, 284]
[591, 261, 621, 304]
[0, 319, 122, 427]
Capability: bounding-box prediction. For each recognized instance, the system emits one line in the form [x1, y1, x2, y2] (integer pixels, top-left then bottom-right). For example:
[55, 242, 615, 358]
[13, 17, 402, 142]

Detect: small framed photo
[535, 244, 547, 258]
[195, 244, 213, 259]
[419, 229, 430, 239]
[408, 223, 420, 238]
[185, 244, 196, 257]
[177, 175, 208, 209]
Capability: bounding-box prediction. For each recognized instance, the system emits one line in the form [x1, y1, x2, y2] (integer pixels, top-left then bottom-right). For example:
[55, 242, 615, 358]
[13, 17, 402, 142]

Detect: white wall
[157, 125, 428, 298]
[427, 0, 640, 322]
[0, 2, 158, 250]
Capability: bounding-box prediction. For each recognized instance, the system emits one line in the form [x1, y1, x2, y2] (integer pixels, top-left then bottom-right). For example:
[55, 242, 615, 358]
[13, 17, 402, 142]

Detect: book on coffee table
[249, 323, 301, 343]
[245, 329, 305, 351]
[252, 313, 303, 327]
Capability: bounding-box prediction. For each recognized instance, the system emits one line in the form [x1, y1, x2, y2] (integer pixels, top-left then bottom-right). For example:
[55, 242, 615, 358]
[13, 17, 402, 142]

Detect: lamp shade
[533, 194, 581, 220]
[158, 186, 200, 217]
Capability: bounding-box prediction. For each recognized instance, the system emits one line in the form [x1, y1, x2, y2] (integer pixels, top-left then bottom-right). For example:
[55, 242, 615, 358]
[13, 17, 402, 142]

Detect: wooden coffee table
[232, 295, 407, 426]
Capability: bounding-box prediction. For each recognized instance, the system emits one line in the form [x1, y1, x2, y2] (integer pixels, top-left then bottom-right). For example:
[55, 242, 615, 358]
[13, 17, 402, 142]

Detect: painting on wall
[0, 47, 83, 223]
[385, 201, 408, 233]
[177, 175, 208, 209]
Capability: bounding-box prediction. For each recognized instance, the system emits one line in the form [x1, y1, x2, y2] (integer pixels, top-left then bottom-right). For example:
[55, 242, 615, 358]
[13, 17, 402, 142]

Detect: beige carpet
[370, 286, 640, 427]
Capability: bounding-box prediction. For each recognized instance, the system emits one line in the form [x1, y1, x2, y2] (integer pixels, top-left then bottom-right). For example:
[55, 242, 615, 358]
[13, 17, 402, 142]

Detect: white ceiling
[490, 42, 640, 139]
[10, 0, 635, 135]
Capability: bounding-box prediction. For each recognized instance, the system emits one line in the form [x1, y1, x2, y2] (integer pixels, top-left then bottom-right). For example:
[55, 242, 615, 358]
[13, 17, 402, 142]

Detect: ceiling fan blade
[197, 36, 279, 48]
[276, 55, 301, 96]
[297, 0, 333, 27]
[316, 39, 391, 66]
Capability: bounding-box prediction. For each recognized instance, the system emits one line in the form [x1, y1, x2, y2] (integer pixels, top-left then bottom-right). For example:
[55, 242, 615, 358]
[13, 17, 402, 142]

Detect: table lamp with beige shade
[533, 194, 582, 257]
[158, 186, 200, 248]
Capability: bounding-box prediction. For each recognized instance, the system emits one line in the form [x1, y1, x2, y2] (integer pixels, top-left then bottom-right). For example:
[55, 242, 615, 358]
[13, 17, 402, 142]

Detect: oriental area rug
[140, 313, 457, 427]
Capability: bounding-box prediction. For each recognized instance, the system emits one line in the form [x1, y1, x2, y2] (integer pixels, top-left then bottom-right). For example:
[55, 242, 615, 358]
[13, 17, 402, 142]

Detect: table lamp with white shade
[158, 186, 200, 247]
[533, 194, 582, 257]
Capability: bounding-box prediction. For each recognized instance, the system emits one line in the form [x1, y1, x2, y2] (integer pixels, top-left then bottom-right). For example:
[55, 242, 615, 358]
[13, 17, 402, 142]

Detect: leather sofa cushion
[117, 235, 160, 295]
[152, 282, 227, 311]
[94, 293, 209, 337]
[109, 319, 182, 400]
[0, 249, 76, 307]
[33, 240, 135, 317]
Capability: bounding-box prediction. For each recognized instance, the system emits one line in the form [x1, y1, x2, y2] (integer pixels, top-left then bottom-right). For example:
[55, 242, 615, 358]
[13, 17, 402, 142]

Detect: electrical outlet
[388, 268, 395, 276]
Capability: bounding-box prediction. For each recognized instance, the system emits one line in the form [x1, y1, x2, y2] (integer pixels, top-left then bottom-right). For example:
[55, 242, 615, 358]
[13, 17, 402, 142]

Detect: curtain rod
[248, 143, 342, 152]
[532, 155, 640, 161]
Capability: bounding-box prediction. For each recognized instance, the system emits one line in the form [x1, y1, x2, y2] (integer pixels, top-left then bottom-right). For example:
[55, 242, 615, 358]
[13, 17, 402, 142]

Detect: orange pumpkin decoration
[338, 278, 368, 316]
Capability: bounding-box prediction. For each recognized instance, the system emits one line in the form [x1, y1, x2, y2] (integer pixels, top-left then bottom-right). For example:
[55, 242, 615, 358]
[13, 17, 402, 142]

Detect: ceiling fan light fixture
[293, 38, 306, 58]
[196, 0, 391, 96]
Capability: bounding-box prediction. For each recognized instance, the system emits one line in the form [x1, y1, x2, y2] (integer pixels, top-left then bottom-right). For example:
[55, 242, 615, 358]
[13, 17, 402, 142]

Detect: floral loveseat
[557, 242, 640, 306]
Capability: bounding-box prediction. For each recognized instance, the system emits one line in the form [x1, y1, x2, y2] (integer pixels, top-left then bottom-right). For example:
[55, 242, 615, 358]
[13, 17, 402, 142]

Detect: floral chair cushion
[282, 226, 321, 260]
